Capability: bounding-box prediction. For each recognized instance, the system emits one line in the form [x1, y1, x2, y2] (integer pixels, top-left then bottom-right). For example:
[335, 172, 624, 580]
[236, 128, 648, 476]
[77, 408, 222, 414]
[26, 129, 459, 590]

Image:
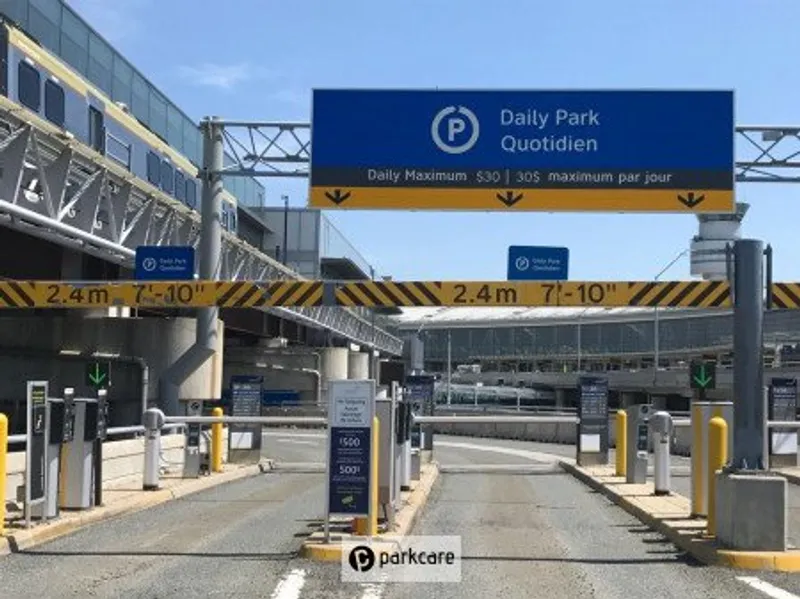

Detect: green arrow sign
[86, 362, 111, 389]
[690, 360, 716, 390]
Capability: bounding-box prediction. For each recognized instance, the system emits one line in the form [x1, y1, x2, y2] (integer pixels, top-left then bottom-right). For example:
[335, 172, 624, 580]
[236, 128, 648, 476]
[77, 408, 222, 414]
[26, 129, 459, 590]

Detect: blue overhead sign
[507, 246, 569, 281]
[135, 246, 194, 281]
[309, 89, 734, 213]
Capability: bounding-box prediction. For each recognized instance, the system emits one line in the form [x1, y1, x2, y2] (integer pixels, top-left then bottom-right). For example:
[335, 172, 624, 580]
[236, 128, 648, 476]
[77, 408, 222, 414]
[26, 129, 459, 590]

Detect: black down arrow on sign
[496, 191, 524, 207]
[325, 189, 351, 205]
[677, 192, 705, 208]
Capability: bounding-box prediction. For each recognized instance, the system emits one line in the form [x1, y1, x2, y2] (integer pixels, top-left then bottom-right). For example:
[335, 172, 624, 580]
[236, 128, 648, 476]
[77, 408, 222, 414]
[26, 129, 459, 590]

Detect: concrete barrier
[3, 428, 231, 509]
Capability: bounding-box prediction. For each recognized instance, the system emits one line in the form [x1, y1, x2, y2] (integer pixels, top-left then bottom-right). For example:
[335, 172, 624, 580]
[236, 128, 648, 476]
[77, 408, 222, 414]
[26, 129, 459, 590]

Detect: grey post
[732, 239, 765, 470]
[143, 408, 165, 490]
[158, 117, 224, 415]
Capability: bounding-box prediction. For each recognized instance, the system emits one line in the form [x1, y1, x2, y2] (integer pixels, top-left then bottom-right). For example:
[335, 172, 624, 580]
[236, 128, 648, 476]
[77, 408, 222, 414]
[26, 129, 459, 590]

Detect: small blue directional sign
[309, 89, 734, 213]
[507, 246, 569, 281]
[134, 246, 195, 281]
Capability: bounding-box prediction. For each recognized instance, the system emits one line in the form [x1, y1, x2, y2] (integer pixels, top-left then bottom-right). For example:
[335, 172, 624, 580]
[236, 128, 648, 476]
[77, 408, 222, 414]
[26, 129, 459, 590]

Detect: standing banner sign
[325, 379, 375, 539]
[577, 376, 609, 466]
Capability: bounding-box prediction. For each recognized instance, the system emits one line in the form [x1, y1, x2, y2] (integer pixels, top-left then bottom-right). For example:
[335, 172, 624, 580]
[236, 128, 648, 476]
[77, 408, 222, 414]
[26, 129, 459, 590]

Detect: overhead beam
[0, 279, 745, 309]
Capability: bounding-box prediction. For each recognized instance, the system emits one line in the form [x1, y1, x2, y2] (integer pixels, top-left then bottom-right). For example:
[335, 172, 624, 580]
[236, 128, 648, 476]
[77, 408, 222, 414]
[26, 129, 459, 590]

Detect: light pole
[446, 329, 452, 405]
[653, 249, 690, 384]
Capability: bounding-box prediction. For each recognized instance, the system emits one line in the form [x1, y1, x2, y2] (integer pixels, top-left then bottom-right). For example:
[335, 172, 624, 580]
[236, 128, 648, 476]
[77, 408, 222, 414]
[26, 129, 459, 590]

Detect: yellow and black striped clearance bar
[0, 279, 764, 309]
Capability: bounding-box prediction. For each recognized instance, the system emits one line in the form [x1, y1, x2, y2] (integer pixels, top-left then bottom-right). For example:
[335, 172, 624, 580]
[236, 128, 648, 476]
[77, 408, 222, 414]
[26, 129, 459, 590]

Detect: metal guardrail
[163, 416, 328, 426]
[6, 423, 186, 447]
[5, 415, 797, 448]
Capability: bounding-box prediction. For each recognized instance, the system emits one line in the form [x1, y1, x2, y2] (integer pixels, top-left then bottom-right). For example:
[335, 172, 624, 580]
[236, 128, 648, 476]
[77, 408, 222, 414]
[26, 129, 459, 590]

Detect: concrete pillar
[322, 348, 349, 402]
[348, 351, 369, 379]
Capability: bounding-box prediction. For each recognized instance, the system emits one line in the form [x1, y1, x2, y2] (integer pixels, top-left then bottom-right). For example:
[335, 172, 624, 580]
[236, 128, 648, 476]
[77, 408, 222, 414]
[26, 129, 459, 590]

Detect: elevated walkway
[0, 98, 401, 355]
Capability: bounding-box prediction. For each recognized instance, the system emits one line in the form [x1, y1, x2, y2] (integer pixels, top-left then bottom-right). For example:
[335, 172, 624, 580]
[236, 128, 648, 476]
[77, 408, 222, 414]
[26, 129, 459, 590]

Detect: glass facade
[320, 216, 373, 277]
[418, 310, 800, 361]
[2, 0, 265, 208]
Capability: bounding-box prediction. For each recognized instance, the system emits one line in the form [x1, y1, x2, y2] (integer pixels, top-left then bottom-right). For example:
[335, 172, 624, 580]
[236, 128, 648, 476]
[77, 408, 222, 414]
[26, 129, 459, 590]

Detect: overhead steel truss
[0, 106, 402, 355]
[217, 122, 800, 184]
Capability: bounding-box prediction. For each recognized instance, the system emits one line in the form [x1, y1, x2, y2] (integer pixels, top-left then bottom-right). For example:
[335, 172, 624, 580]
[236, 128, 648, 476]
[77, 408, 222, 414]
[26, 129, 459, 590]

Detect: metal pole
[197, 116, 223, 391]
[446, 330, 452, 406]
[577, 319, 582, 372]
[732, 239, 765, 470]
[653, 307, 660, 384]
[282, 194, 289, 265]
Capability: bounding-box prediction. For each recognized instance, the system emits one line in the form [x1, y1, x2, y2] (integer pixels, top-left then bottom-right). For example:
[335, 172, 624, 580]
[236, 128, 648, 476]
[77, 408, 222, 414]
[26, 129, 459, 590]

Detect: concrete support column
[322, 348, 349, 403]
[554, 388, 567, 408]
[348, 351, 369, 379]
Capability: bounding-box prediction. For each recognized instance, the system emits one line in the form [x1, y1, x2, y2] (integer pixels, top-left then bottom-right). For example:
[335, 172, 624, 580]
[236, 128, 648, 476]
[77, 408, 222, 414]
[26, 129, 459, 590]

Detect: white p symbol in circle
[448, 118, 466, 142]
[431, 106, 480, 154]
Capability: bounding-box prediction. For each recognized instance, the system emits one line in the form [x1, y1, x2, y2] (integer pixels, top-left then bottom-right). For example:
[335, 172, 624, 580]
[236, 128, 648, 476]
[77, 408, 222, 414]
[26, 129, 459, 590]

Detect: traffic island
[560, 461, 800, 572]
[301, 461, 440, 562]
[0, 461, 267, 556]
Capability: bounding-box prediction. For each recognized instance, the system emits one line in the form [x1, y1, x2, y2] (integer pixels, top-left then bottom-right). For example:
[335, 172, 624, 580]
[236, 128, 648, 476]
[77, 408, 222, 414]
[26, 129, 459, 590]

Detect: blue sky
[68, 0, 800, 282]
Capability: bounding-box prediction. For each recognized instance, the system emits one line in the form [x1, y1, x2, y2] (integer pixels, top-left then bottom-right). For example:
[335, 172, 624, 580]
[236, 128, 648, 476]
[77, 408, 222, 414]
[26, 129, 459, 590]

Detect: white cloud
[177, 63, 277, 91]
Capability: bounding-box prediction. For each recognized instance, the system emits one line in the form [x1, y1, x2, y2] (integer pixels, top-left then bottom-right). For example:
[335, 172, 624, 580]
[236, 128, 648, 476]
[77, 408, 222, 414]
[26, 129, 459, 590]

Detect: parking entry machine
[626, 404, 652, 484]
[61, 395, 99, 509]
[183, 399, 204, 478]
[391, 382, 404, 502]
[376, 387, 397, 527]
[31, 392, 71, 521]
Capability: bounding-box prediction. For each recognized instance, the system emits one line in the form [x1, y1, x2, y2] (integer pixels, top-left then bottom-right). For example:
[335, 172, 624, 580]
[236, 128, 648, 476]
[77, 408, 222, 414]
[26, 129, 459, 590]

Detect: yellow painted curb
[301, 463, 441, 562]
[301, 543, 345, 562]
[559, 460, 800, 573]
[1, 463, 264, 555]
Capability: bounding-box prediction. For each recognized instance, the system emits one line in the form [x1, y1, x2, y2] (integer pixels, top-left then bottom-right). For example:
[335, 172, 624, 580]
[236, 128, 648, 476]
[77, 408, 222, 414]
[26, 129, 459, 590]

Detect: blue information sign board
[327, 380, 375, 517]
[507, 246, 569, 280]
[135, 246, 195, 281]
[309, 89, 734, 213]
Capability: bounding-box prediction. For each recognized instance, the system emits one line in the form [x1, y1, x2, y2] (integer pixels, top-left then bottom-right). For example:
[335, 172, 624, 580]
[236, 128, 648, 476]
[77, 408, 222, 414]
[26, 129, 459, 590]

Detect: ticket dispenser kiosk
[183, 399, 204, 478]
[392, 382, 404, 504]
[626, 404, 651, 484]
[32, 395, 71, 520]
[375, 387, 397, 527]
[401, 401, 412, 490]
[62, 396, 98, 509]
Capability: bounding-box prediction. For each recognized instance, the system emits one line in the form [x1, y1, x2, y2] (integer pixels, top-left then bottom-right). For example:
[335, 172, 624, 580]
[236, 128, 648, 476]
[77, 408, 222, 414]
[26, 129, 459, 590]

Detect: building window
[88, 105, 104, 152]
[44, 79, 64, 126]
[146, 151, 160, 185]
[160, 160, 174, 195]
[185, 179, 197, 209]
[18, 61, 40, 111]
[175, 171, 185, 201]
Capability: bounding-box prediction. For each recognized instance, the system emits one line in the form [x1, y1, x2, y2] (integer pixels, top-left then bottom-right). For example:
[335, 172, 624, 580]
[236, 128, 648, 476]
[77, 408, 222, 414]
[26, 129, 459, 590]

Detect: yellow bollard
[0, 413, 7, 535]
[211, 407, 223, 473]
[354, 416, 380, 537]
[615, 410, 627, 477]
[707, 416, 728, 537]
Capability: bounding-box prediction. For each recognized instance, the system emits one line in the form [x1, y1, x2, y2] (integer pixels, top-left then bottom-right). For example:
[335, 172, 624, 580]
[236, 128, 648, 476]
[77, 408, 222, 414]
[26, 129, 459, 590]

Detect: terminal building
[0, 0, 401, 433]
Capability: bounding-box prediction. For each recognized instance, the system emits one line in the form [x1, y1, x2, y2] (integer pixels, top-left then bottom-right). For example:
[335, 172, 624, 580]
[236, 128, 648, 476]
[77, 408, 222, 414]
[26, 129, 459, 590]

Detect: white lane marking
[358, 572, 388, 599]
[270, 568, 307, 599]
[737, 576, 800, 599]
[359, 582, 385, 599]
[434, 440, 562, 463]
[276, 439, 319, 446]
